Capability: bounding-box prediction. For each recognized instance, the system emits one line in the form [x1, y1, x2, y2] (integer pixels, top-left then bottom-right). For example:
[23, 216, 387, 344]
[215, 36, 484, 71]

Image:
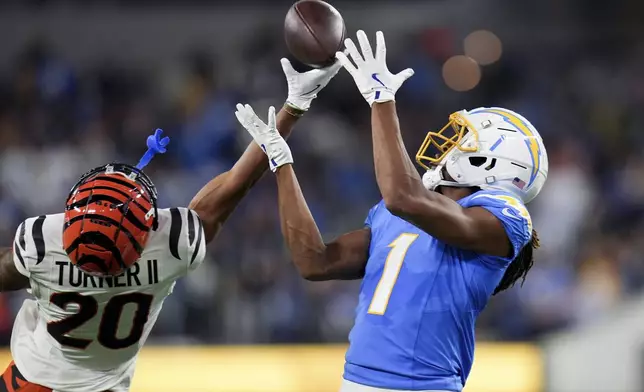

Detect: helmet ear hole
[468, 157, 488, 167]
[468, 156, 497, 171]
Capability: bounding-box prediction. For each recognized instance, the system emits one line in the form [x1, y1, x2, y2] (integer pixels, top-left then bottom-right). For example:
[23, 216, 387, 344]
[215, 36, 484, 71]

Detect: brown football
[284, 0, 346, 68]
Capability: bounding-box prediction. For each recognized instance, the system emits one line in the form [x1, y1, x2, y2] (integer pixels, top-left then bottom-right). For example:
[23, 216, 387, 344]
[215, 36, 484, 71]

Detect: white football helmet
[416, 107, 548, 203]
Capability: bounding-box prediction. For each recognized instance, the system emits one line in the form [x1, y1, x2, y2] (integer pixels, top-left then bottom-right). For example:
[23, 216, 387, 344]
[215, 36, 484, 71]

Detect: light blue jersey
[343, 190, 532, 391]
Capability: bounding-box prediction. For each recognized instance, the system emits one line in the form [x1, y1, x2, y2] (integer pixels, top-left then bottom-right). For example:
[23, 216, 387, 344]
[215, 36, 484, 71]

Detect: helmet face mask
[417, 108, 548, 204]
[416, 111, 479, 171]
[63, 163, 158, 277]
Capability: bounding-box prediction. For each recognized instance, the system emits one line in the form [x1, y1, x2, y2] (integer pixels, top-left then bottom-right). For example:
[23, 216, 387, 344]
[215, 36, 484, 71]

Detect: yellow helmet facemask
[415, 111, 479, 170]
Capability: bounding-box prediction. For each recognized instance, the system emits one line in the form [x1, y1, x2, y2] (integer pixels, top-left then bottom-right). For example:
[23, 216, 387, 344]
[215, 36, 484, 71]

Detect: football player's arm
[334, 31, 509, 256]
[276, 165, 371, 280]
[0, 246, 29, 292]
[189, 109, 299, 244]
[189, 59, 342, 244]
[371, 102, 510, 257]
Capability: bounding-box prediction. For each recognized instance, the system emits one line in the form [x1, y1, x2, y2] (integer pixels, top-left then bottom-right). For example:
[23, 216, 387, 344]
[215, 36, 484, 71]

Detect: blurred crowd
[1, 1, 644, 345]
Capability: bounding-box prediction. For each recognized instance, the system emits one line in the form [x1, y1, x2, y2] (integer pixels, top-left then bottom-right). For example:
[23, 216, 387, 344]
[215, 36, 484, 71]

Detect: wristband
[283, 102, 306, 118]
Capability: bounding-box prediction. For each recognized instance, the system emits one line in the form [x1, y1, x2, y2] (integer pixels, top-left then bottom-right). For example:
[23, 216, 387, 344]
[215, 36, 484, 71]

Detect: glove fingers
[244, 104, 260, 124]
[236, 103, 250, 124]
[234, 110, 242, 125]
[344, 38, 365, 67]
[267, 106, 276, 130]
[335, 51, 358, 77]
[396, 68, 415, 82]
[235, 110, 255, 137]
[376, 31, 386, 63]
[356, 30, 374, 61]
[280, 58, 296, 76]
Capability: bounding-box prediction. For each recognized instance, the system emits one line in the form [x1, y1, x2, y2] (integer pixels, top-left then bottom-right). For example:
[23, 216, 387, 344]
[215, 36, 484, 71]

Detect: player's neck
[438, 186, 476, 201]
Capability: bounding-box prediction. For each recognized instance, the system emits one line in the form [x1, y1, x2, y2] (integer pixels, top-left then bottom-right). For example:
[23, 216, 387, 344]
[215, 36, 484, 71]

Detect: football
[284, 0, 346, 68]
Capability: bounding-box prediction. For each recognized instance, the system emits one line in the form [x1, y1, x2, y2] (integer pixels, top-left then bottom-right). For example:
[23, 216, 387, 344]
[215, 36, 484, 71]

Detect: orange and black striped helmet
[63, 163, 158, 277]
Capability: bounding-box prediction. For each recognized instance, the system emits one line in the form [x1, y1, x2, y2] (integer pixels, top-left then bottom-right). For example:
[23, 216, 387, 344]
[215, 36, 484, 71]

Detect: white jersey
[10, 208, 206, 392]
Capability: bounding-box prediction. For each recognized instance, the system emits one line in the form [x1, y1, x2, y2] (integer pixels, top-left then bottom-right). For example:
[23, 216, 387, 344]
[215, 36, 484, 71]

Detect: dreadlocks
[493, 228, 540, 295]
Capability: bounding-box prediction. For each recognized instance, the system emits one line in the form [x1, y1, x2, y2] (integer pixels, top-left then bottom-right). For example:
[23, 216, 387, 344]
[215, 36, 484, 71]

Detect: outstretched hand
[336, 30, 414, 106]
[235, 103, 294, 172]
[282, 57, 343, 111]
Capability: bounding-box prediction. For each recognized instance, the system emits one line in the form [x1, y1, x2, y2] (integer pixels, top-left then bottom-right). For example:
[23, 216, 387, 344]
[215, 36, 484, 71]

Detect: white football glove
[335, 30, 414, 106]
[281, 57, 342, 111]
[235, 103, 293, 172]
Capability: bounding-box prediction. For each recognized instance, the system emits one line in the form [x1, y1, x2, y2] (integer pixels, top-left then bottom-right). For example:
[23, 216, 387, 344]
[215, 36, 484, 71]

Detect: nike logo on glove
[261, 144, 278, 168]
[371, 73, 386, 87]
[302, 84, 321, 96]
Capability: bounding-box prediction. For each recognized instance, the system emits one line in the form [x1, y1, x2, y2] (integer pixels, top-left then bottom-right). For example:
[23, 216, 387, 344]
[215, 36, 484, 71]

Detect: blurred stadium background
[0, 0, 643, 391]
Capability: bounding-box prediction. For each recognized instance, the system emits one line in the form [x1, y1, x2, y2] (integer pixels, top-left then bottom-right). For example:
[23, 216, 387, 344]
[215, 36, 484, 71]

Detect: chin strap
[423, 166, 526, 203]
[422, 166, 468, 191]
[422, 165, 493, 191]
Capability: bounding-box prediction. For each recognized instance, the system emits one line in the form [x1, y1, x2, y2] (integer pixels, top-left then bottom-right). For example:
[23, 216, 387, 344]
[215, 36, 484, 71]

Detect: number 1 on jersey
[368, 233, 419, 315]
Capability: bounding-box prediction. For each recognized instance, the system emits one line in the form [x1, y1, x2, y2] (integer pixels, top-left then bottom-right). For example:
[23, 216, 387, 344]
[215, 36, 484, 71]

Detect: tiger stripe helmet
[63, 163, 158, 277]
